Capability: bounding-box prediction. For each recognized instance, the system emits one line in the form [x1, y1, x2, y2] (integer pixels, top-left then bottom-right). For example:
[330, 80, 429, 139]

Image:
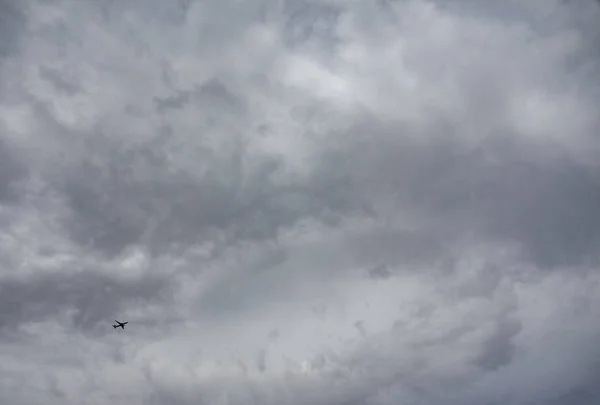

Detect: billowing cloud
[1, 0, 599, 404]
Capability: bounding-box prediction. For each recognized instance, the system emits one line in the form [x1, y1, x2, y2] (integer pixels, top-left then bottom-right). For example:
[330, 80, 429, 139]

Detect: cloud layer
[1, 0, 599, 404]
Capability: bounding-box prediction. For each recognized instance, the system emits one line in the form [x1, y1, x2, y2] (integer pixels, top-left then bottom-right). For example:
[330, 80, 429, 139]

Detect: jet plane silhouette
[113, 320, 128, 329]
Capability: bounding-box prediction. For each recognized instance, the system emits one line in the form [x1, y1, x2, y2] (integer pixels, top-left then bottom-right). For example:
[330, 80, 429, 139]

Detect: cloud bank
[0, 0, 599, 404]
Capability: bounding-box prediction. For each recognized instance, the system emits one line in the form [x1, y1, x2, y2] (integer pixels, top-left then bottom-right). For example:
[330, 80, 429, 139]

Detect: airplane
[113, 320, 128, 330]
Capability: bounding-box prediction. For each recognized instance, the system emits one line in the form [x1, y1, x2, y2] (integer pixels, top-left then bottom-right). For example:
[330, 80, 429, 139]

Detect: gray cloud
[473, 317, 522, 371]
[0, 139, 28, 202]
[338, 130, 600, 268]
[38, 66, 81, 95]
[57, 126, 366, 256]
[0, 0, 599, 404]
[0, 268, 173, 337]
[0, 0, 26, 61]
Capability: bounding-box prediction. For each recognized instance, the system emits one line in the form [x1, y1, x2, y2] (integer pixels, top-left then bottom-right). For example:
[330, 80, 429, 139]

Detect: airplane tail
[113, 325, 118, 329]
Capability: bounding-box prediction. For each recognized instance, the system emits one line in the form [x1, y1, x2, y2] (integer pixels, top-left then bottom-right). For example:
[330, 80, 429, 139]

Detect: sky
[0, 0, 599, 404]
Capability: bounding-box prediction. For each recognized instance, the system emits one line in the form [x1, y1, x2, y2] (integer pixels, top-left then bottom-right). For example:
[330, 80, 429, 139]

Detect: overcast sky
[1, 0, 600, 404]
